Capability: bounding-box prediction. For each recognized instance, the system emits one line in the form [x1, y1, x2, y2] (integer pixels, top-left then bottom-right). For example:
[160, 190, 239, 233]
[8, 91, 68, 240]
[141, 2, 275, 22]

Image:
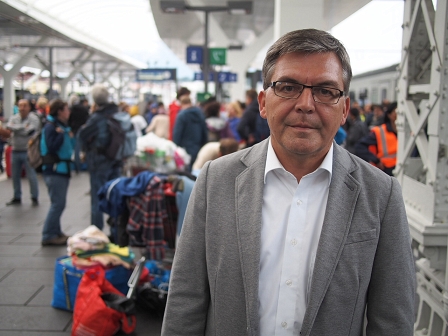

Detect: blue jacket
[175, 175, 195, 237]
[78, 103, 121, 170]
[173, 106, 208, 165]
[98, 170, 156, 217]
[228, 117, 241, 141]
[334, 126, 347, 145]
[40, 115, 74, 177]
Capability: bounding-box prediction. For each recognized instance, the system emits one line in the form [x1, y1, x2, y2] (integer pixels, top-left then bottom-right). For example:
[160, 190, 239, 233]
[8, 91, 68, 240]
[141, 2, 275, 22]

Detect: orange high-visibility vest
[368, 124, 397, 168]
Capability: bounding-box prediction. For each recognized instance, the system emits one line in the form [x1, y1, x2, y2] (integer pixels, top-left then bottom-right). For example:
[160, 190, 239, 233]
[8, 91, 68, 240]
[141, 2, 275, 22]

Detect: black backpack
[103, 112, 137, 161]
[80, 110, 137, 161]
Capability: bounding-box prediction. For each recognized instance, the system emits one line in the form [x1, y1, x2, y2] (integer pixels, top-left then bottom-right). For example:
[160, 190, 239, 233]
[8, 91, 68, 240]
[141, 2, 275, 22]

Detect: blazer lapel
[301, 146, 361, 335]
[235, 140, 268, 333]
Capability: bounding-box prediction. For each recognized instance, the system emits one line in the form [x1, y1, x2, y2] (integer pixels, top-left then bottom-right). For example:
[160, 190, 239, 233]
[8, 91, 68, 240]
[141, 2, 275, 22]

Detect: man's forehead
[274, 53, 343, 84]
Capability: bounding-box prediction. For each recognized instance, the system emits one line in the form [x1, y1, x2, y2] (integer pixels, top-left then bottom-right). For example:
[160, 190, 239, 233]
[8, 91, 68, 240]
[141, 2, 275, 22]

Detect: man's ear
[341, 96, 350, 126]
[258, 90, 267, 119]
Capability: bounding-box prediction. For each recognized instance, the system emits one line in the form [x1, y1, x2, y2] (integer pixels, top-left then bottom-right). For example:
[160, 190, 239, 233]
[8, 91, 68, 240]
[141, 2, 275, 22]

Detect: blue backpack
[105, 112, 137, 161]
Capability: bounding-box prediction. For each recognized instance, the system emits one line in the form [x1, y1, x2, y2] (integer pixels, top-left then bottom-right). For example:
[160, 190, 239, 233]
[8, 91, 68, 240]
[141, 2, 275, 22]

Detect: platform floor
[0, 171, 163, 335]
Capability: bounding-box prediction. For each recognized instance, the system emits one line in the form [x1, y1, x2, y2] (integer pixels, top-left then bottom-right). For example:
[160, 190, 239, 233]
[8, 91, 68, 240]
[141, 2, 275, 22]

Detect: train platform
[0, 171, 163, 335]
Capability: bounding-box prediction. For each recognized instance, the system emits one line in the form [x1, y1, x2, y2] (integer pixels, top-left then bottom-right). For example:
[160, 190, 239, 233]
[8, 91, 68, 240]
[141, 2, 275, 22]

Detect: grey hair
[67, 93, 80, 107]
[262, 29, 352, 94]
[91, 84, 109, 106]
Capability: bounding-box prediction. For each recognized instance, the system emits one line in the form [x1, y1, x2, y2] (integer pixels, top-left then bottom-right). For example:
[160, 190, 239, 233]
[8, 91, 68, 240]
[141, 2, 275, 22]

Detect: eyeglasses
[268, 81, 344, 105]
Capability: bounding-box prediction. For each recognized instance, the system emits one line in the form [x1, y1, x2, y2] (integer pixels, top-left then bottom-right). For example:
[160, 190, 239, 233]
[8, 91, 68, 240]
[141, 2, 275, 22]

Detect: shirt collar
[264, 139, 333, 186]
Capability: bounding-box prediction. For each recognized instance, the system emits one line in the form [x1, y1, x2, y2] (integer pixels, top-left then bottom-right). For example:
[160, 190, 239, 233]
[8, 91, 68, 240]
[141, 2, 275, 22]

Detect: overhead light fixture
[228, 45, 243, 50]
[160, 0, 187, 13]
[227, 1, 252, 15]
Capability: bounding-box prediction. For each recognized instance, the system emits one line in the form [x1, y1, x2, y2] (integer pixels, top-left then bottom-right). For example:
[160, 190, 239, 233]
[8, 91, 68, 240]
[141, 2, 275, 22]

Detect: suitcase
[5, 145, 12, 178]
[5, 145, 26, 178]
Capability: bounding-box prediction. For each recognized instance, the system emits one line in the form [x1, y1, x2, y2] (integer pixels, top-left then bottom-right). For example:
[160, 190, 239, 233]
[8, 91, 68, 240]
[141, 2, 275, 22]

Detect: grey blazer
[162, 140, 415, 336]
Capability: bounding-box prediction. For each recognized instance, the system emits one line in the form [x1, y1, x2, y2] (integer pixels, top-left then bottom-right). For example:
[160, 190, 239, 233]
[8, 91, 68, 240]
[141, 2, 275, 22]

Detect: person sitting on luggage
[41, 99, 74, 246]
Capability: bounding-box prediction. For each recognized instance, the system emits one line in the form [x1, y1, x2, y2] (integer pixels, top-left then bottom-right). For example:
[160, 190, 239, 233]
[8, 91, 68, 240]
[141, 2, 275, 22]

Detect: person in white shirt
[191, 138, 239, 176]
[128, 105, 147, 137]
[162, 29, 415, 336]
[145, 108, 169, 139]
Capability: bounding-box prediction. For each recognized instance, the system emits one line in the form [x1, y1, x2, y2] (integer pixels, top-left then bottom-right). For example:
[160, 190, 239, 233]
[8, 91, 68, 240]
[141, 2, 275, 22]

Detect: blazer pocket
[345, 229, 377, 245]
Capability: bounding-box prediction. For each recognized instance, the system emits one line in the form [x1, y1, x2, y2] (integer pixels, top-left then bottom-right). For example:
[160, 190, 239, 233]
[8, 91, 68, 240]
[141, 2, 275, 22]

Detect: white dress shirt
[258, 140, 333, 335]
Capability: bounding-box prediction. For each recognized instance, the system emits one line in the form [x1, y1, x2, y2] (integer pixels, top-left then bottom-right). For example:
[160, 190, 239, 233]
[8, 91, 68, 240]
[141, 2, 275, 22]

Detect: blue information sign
[194, 71, 238, 82]
[217, 72, 238, 83]
[136, 68, 177, 81]
[187, 46, 203, 64]
[228, 73, 238, 82]
[194, 72, 214, 81]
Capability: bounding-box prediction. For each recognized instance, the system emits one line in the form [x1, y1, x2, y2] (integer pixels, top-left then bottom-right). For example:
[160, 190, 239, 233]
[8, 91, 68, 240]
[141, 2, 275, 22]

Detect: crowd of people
[0, 81, 272, 246]
[337, 99, 398, 176]
[0, 81, 401, 249]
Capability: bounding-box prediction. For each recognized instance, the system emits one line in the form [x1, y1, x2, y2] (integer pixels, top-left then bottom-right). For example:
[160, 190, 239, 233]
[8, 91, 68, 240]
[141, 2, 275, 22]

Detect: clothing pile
[98, 170, 195, 261]
[67, 225, 135, 270]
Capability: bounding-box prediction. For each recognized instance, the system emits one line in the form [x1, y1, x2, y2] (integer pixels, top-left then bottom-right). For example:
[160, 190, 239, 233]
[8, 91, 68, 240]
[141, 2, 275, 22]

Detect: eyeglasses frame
[268, 81, 345, 105]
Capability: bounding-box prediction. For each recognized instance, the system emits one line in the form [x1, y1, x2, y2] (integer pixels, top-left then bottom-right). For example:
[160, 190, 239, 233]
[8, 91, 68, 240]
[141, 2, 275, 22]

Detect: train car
[349, 63, 399, 106]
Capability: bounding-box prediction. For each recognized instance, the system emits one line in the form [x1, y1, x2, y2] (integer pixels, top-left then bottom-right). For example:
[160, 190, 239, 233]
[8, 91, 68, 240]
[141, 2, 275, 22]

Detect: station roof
[149, 0, 371, 64]
[0, 0, 146, 82]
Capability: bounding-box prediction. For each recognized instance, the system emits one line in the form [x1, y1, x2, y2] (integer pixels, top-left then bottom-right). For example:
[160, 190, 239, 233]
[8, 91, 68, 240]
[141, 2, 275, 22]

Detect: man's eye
[317, 88, 334, 96]
[279, 84, 298, 92]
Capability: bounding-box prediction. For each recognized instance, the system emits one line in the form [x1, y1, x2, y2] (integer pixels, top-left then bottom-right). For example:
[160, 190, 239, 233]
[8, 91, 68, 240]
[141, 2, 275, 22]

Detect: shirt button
[286, 279, 292, 286]
[291, 239, 297, 246]
[281, 321, 287, 328]
[296, 199, 302, 205]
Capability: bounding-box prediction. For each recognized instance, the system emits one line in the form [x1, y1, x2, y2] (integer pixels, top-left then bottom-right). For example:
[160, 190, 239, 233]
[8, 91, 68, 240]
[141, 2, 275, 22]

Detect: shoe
[41, 235, 69, 246]
[31, 198, 39, 206]
[6, 198, 21, 206]
[58, 233, 70, 239]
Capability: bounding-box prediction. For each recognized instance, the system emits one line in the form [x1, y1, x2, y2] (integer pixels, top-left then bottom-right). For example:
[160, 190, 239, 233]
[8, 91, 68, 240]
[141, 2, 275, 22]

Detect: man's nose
[294, 87, 315, 111]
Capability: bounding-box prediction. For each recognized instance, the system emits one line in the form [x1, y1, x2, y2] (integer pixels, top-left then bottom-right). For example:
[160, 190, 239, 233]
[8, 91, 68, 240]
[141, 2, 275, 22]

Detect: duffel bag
[51, 255, 131, 311]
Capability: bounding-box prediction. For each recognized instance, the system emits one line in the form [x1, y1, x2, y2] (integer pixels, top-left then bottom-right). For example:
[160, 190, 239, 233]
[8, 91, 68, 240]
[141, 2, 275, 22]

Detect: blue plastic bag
[51, 256, 131, 311]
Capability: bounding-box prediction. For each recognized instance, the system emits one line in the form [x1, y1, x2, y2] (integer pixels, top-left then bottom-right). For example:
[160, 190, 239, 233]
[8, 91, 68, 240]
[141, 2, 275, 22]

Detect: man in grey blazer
[162, 29, 415, 335]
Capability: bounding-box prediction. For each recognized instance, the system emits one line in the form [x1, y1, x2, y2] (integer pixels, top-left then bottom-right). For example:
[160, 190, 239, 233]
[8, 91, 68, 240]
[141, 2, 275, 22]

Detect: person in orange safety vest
[355, 102, 397, 176]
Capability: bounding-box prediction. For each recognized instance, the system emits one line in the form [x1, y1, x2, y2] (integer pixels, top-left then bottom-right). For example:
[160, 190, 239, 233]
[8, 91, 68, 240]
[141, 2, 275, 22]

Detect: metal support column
[60, 50, 94, 99]
[203, 10, 209, 94]
[396, 0, 448, 334]
[0, 36, 47, 119]
[48, 47, 54, 99]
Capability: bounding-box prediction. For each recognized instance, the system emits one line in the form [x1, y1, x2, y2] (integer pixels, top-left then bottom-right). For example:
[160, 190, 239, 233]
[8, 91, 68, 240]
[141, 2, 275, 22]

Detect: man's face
[59, 105, 71, 123]
[388, 109, 397, 123]
[259, 52, 349, 163]
[245, 95, 252, 106]
[18, 100, 31, 118]
[373, 106, 383, 117]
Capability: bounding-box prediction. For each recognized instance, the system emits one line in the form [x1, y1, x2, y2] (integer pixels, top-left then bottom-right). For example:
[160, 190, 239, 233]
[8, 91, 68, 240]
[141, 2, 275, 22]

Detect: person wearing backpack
[40, 99, 74, 246]
[79, 84, 123, 231]
[5, 99, 40, 206]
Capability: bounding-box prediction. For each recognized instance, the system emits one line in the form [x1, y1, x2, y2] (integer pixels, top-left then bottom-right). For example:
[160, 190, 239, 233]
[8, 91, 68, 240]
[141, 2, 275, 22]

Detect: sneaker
[41, 235, 69, 246]
[31, 198, 39, 206]
[6, 198, 21, 206]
